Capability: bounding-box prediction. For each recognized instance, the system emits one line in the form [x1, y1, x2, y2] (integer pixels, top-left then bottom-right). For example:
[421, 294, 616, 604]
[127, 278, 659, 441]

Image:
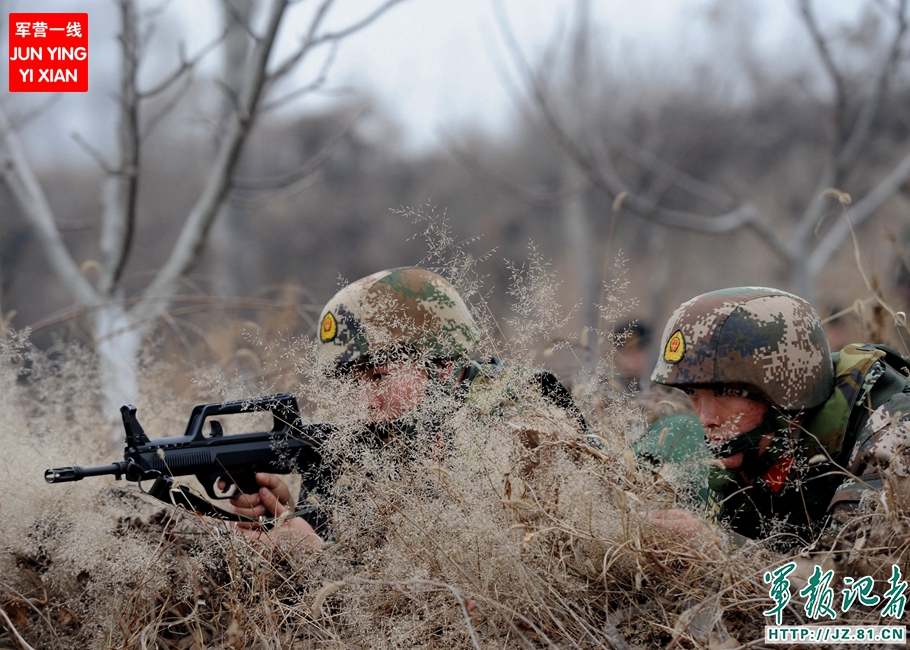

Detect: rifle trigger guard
[140, 473, 269, 528]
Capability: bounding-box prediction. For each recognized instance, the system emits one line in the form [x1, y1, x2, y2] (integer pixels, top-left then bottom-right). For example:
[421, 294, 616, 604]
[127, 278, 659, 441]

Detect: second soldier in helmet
[642, 287, 910, 550]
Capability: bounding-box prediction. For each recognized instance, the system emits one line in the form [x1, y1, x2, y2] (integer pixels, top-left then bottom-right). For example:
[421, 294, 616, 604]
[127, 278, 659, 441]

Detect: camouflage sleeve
[632, 414, 717, 512]
[829, 387, 910, 521]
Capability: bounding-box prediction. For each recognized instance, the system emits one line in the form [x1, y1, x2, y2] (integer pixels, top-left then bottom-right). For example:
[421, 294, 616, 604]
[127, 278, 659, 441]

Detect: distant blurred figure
[614, 321, 652, 392]
[822, 306, 853, 352]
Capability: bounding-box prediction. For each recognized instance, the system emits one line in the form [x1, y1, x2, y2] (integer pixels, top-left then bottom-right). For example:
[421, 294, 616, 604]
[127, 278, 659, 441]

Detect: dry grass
[2, 240, 909, 649]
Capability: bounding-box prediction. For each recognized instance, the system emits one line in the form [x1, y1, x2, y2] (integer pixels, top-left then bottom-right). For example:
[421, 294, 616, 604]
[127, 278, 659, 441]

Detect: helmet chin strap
[428, 357, 477, 398]
[708, 411, 786, 479]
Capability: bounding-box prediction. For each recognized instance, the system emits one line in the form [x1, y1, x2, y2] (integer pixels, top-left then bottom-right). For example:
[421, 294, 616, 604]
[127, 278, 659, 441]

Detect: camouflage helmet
[317, 267, 480, 369]
[651, 287, 833, 410]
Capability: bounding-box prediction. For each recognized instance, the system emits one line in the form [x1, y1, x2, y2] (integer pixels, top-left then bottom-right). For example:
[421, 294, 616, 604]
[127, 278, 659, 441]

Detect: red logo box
[9, 13, 88, 92]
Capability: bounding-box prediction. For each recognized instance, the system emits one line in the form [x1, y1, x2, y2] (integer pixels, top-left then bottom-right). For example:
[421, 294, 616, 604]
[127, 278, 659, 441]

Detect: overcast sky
[2, 0, 863, 158]
[223, 0, 805, 151]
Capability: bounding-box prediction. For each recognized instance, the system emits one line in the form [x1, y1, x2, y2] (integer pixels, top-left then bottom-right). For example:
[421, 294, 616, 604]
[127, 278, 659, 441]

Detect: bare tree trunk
[788, 259, 816, 306]
[560, 159, 595, 333]
[211, 0, 258, 297]
[562, 0, 596, 335]
[94, 303, 144, 424]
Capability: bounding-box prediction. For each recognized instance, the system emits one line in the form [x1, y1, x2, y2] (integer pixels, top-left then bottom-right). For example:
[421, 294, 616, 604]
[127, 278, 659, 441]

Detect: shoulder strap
[803, 344, 885, 458]
[870, 344, 910, 379]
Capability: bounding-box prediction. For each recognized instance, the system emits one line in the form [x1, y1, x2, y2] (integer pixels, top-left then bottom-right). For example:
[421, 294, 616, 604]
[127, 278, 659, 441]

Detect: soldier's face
[687, 388, 769, 470]
[352, 361, 429, 423]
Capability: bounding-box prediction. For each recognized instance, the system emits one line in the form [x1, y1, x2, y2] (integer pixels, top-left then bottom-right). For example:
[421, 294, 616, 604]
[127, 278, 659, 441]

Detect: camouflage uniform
[643, 287, 910, 549]
[303, 267, 583, 537]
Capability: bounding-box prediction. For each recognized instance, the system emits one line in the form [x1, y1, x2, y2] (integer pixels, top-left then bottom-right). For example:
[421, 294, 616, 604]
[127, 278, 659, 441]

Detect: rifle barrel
[44, 462, 128, 483]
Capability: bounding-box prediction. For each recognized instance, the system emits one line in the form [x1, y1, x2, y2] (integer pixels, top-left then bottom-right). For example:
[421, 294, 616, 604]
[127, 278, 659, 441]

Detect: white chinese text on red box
[9, 13, 88, 92]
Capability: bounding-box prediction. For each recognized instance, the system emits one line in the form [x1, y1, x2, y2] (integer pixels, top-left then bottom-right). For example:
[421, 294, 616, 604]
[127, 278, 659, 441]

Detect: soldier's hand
[642, 508, 720, 544]
[222, 472, 293, 519]
[222, 473, 322, 549]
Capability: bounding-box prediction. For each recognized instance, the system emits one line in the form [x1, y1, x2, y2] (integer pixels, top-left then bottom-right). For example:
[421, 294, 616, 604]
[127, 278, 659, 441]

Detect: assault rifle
[45, 394, 329, 527]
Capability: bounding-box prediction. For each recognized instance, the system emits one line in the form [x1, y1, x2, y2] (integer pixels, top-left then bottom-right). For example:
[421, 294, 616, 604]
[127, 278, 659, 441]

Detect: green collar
[800, 344, 885, 458]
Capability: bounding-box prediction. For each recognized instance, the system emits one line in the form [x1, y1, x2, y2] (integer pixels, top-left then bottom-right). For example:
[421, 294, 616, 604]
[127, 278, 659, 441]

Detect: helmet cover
[650, 287, 833, 410]
[317, 267, 480, 369]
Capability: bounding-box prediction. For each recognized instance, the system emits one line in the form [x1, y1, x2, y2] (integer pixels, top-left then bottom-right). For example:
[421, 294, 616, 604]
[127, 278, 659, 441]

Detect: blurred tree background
[1, 0, 909, 396]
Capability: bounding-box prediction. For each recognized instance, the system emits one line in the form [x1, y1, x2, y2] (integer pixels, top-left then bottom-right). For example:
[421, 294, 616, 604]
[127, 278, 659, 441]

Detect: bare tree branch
[445, 138, 588, 208]
[220, 0, 259, 41]
[229, 168, 324, 209]
[487, 0, 910, 304]
[135, 0, 291, 322]
[138, 29, 229, 99]
[532, 60, 784, 251]
[140, 71, 194, 140]
[490, 0, 784, 254]
[609, 135, 738, 212]
[265, 0, 333, 84]
[71, 131, 117, 173]
[798, 0, 848, 141]
[232, 107, 364, 190]
[807, 148, 910, 277]
[266, 0, 407, 86]
[98, 0, 141, 295]
[794, 0, 909, 248]
[0, 105, 99, 306]
[261, 41, 338, 112]
[131, 0, 409, 325]
[835, 0, 908, 172]
[505, 28, 786, 254]
[6, 95, 61, 130]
